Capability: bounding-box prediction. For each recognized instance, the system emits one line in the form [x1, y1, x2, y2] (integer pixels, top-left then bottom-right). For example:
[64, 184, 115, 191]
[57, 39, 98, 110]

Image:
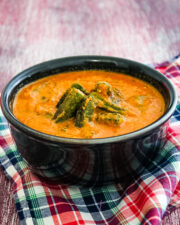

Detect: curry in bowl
[1, 56, 176, 186]
[13, 70, 165, 139]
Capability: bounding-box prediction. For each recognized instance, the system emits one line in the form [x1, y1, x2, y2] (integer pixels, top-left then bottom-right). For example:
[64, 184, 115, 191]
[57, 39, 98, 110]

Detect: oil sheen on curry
[13, 70, 165, 139]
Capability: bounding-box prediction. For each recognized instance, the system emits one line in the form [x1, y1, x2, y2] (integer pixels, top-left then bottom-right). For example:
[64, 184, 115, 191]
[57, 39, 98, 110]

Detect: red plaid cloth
[0, 56, 180, 225]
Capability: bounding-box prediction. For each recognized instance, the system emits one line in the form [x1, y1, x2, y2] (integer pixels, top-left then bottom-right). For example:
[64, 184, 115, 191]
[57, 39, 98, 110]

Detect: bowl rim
[1, 55, 178, 144]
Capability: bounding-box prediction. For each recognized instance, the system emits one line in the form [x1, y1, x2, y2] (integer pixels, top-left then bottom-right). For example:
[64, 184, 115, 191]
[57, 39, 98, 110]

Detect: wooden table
[0, 1, 180, 224]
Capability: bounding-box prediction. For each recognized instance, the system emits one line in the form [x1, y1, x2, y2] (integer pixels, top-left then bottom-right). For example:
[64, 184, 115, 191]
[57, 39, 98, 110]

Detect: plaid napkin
[0, 56, 180, 225]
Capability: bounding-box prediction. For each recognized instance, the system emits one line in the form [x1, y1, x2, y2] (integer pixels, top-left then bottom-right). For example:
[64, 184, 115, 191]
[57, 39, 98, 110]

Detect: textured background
[0, 0, 180, 224]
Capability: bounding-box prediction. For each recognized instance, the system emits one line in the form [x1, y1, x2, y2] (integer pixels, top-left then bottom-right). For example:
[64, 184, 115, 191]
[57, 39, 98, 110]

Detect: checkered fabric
[0, 56, 180, 225]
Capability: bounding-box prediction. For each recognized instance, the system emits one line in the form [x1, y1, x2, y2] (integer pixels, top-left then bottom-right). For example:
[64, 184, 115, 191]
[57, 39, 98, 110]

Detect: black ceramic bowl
[1, 56, 177, 187]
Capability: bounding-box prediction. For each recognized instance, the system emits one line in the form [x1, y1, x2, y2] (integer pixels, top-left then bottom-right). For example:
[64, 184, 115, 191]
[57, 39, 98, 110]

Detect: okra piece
[54, 88, 86, 123]
[56, 90, 69, 108]
[113, 88, 122, 98]
[94, 81, 112, 96]
[75, 96, 95, 127]
[71, 83, 89, 95]
[56, 83, 87, 108]
[96, 112, 124, 125]
[110, 88, 123, 104]
[90, 92, 125, 114]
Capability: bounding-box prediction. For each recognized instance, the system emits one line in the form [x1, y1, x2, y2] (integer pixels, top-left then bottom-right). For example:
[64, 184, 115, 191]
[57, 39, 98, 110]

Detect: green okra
[90, 92, 125, 114]
[95, 112, 124, 125]
[56, 90, 69, 108]
[94, 81, 112, 96]
[53, 81, 125, 127]
[71, 83, 89, 95]
[75, 96, 95, 128]
[56, 83, 87, 108]
[53, 87, 86, 123]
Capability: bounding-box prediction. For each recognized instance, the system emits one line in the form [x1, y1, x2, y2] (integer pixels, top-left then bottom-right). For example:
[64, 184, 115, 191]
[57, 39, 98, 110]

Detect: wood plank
[0, 168, 20, 225]
[162, 208, 180, 225]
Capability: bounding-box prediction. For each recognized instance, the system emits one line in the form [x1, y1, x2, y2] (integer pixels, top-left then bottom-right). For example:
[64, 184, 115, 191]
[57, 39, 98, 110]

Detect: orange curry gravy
[13, 70, 165, 138]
